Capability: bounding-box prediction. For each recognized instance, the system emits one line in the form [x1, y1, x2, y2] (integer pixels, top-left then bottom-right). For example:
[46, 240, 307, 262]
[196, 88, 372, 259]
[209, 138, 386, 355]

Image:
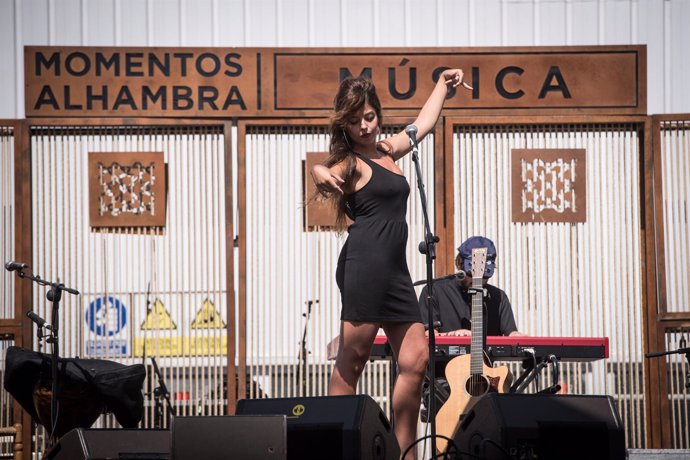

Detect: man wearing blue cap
[418, 235, 524, 338]
[417, 236, 524, 421]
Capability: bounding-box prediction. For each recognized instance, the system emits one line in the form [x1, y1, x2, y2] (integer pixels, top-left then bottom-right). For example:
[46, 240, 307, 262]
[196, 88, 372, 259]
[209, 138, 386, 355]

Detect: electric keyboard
[370, 335, 609, 362]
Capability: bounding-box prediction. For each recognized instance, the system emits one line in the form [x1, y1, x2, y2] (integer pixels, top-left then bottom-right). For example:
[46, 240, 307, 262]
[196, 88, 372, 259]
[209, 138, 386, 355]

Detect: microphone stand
[143, 282, 152, 366]
[150, 356, 175, 428]
[8, 264, 79, 441]
[408, 133, 442, 456]
[142, 282, 165, 426]
[413, 272, 465, 287]
[298, 299, 318, 396]
[646, 342, 690, 390]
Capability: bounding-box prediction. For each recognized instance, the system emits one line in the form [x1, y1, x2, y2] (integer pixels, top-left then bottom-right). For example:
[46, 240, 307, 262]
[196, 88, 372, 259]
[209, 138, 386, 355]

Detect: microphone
[405, 124, 418, 148]
[5, 261, 29, 272]
[413, 271, 466, 286]
[27, 311, 50, 330]
[645, 348, 690, 358]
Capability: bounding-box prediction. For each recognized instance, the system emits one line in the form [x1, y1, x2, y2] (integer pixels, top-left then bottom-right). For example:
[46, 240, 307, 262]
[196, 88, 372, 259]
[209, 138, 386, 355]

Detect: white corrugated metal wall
[1, 0, 689, 117]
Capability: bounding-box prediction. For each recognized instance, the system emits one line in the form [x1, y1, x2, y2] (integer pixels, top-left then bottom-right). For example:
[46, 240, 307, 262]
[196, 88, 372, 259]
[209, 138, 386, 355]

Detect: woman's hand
[440, 68, 473, 91]
[311, 164, 345, 196]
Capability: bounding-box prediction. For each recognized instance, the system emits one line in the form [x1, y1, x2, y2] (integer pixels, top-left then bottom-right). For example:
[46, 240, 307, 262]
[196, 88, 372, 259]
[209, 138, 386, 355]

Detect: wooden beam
[223, 121, 238, 415]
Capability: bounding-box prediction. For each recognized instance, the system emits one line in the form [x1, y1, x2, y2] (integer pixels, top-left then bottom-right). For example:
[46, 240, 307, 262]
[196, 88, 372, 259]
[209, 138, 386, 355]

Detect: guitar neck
[470, 276, 484, 375]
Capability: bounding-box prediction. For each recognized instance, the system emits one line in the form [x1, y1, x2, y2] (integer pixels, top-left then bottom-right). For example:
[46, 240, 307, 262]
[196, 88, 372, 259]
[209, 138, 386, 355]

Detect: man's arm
[419, 280, 474, 336]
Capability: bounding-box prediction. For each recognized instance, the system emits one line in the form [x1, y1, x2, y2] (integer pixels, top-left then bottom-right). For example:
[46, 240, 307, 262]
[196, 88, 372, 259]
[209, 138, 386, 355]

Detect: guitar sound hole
[465, 375, 490, 397]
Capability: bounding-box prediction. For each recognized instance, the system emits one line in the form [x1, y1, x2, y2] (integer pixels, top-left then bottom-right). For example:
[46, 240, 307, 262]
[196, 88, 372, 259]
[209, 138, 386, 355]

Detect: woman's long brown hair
[322, 76, 384, 232]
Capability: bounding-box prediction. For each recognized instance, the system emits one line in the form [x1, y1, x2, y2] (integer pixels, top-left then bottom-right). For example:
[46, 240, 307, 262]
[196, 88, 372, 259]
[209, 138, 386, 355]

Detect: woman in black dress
[311, 69, 471, 459]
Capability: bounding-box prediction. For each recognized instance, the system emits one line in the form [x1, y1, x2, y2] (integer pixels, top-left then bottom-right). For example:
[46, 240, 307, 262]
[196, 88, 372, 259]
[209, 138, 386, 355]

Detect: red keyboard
[370, 336, 609, 362]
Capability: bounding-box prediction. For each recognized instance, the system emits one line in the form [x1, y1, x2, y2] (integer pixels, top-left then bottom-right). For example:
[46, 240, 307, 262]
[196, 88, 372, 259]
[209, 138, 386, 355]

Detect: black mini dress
[335, 153, 422, 324]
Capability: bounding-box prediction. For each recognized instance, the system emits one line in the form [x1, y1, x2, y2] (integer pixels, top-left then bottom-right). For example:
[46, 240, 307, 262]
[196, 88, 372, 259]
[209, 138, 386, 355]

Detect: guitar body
[434, 246, 514, 454]
[435, 354, 513, 453]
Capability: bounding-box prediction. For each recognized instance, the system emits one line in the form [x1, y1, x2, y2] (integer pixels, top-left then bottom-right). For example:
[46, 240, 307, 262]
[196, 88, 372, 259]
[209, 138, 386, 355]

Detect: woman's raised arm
[386, 68, 472, 161]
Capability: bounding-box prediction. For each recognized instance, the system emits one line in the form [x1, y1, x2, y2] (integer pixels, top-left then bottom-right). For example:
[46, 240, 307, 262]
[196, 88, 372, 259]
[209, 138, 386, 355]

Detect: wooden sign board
[25, 45, 646, 117]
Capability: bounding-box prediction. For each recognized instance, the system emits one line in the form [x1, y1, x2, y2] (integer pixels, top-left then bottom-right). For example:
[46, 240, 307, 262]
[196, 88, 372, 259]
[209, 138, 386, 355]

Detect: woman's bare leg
[329, 321, 379, 395]
[383, 322, 429, 460]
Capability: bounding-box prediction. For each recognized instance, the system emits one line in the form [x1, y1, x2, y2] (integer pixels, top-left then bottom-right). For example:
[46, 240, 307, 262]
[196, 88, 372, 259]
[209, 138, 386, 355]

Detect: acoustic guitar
[435, 247, 513, 453]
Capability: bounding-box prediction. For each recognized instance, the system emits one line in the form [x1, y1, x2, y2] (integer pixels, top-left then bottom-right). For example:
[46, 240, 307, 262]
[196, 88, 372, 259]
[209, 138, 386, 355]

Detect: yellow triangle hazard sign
[191, 298, 226, 329]
[141, 299, 177, 330]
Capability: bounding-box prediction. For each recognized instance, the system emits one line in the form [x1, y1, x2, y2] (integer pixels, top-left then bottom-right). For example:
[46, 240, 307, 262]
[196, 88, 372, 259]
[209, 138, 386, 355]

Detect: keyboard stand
[511, 353, 561, 393]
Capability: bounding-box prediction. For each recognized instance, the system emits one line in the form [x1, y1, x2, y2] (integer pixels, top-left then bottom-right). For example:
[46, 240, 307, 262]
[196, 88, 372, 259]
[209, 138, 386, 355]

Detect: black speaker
[236, 395, 400, 460]
[171, 415, 287, 459]
[44, 428, 170, 460]
[451, 393, 625, 460]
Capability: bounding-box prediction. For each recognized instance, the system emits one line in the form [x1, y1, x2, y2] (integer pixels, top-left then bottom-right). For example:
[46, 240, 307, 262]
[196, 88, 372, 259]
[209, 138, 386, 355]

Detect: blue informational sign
[85, 296, 127, 337]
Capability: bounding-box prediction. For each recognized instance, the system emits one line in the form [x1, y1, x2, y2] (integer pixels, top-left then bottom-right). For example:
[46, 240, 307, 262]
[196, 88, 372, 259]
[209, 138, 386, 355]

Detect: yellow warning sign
[191, 298, 226, 329]
[134, 298, 227, 356]
[133, 336, 227, 356]
[141, 299, 177, 330]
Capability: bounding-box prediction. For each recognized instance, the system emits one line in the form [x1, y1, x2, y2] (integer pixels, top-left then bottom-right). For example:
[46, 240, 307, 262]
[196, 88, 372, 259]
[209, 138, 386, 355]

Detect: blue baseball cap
[458, 236, 497, 278]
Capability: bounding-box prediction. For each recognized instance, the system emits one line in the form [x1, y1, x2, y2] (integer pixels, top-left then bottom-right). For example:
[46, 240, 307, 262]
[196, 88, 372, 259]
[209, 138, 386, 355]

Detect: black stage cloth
[3, 346, 145, 432]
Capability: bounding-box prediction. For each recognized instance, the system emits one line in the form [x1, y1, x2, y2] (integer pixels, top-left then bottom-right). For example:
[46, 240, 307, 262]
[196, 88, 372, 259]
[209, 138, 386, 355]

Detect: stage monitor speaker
[44, 428, 170, 460]
[236, 394, 400, 460]
[171, 415, 287, 459]
[451, 393, 625, 460]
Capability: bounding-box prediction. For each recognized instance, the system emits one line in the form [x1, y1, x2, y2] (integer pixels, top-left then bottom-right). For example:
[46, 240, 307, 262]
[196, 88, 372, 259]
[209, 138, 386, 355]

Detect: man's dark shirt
[418, 278, 519, 420]
[418, 278, 518, 336]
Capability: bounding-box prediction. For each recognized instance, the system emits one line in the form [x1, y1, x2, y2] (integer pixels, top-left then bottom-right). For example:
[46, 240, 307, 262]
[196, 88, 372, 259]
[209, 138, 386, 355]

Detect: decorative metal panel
[242, 124, 435, 450]
[511, 148, 587, 223]
[453, 123, 645, 448]
[88, 151, 167, 228]
[28, 126, 228, 451]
